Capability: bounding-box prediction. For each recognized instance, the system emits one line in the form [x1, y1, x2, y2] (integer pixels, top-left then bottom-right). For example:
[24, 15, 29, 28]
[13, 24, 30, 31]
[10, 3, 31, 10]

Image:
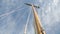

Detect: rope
[24, 10, 31, 34]
[0, 7, 27, 18]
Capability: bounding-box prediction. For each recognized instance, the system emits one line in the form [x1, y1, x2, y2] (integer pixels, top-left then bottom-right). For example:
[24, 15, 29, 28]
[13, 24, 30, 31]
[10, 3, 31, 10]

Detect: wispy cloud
[38, 0, 60, 34]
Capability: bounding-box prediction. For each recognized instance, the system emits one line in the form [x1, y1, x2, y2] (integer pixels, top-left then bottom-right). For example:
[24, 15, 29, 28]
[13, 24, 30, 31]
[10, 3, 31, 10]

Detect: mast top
[24, 3, 40, 8]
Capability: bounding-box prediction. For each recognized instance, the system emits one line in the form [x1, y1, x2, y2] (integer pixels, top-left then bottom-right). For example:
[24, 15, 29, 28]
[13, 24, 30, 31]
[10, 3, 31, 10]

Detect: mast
[24, 3, 46, 34]
[32, 5, 46, 34]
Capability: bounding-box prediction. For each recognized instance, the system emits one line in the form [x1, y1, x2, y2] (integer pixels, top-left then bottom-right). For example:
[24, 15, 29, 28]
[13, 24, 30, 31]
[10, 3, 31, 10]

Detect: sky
[0, 0, 60, 34]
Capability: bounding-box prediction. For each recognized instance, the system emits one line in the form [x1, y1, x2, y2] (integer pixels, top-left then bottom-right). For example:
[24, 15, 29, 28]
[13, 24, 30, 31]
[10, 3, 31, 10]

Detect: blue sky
[0, 0, 60, 34]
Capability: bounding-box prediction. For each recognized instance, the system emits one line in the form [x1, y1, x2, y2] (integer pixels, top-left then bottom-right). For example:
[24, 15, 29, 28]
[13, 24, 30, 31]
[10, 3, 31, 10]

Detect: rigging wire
[24, 10, 31, 34]
[0, 7, 27, 18]
[0, 4, 27, 18]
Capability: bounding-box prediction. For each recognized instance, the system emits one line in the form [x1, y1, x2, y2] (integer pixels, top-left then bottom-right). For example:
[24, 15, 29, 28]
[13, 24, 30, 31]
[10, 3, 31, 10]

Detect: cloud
[53, 0, 59, 6]
[0, 15, 16, 34]
[38, 0, 60, 34]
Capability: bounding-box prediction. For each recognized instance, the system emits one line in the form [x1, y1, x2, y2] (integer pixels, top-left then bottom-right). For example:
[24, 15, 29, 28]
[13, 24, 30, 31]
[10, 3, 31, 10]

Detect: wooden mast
[32, 5, 46, 34]
[24, 3, 46, 34]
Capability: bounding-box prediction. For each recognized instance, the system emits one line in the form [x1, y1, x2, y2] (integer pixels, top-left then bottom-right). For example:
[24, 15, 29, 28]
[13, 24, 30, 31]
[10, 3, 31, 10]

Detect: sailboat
[24, 3, 46, 34]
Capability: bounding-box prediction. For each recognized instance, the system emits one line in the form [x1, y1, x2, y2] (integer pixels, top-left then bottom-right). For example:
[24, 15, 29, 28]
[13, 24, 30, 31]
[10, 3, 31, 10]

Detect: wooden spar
[32, 5, 46, 34]
[24, 3, 46, 34]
